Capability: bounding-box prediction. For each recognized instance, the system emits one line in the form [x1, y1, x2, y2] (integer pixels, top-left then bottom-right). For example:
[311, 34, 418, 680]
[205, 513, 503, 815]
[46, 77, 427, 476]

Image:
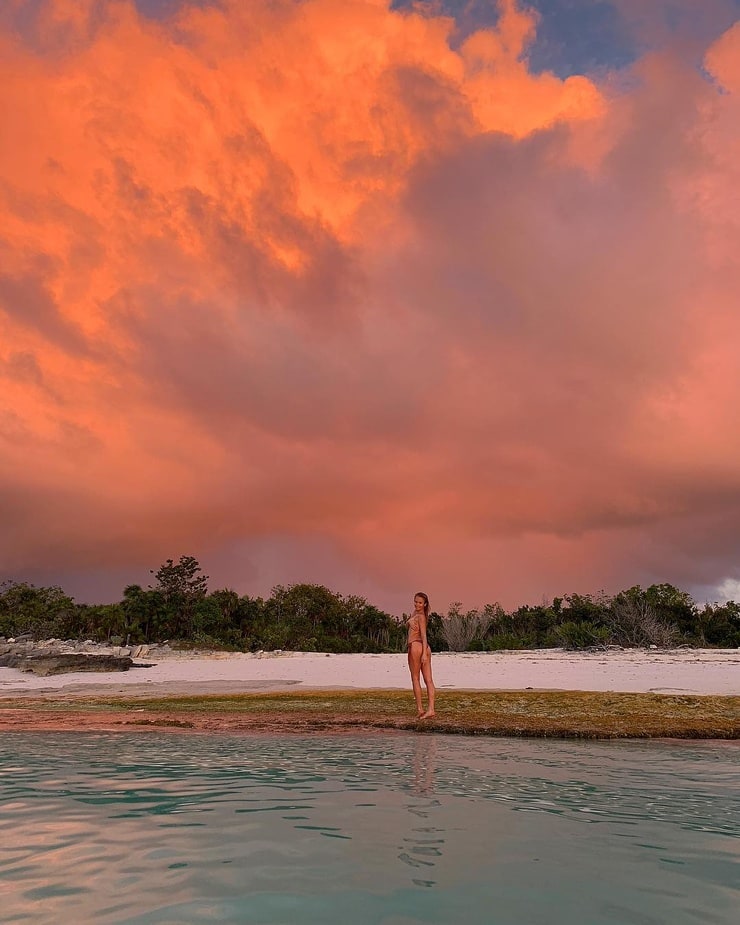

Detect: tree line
[1, 556, 738, 651]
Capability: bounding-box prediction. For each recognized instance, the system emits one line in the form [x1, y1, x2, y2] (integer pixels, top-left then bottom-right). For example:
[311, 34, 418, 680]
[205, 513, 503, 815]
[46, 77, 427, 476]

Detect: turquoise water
[0, 733, 738, 924]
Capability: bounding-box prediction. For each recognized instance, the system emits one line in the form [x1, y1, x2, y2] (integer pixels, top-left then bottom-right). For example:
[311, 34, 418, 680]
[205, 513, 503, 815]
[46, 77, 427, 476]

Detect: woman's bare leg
[407, 643, 424, 716]
[420, 652, 435, 718]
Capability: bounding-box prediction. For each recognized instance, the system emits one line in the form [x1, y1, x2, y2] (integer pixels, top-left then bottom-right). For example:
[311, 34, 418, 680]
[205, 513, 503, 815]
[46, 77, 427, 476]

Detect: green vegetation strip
[2, 690, 738, 739]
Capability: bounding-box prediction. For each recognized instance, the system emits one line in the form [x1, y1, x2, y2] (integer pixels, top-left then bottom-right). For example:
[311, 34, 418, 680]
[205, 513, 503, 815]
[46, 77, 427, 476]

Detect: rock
[0, 653, 134, 676]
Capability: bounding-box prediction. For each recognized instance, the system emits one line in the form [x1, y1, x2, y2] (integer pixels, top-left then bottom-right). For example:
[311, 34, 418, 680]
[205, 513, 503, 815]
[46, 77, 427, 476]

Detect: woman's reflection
[398, 735, 445, 887]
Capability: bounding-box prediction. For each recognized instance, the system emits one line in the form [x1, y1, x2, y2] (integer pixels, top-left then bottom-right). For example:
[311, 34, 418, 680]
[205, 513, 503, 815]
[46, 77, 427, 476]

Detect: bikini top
[406, 614, 423, 639]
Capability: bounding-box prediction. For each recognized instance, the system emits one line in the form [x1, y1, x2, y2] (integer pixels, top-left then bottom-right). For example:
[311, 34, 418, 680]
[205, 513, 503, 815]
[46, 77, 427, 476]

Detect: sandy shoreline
[1, 648, 738, 699]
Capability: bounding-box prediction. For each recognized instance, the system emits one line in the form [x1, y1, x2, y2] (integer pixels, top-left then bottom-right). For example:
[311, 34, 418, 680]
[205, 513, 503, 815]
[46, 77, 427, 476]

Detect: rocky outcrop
[0, 638, 158, 656]
[0, 637, 279, 670]
[0, 639, 160, 675]
[0, 652, 134, 676]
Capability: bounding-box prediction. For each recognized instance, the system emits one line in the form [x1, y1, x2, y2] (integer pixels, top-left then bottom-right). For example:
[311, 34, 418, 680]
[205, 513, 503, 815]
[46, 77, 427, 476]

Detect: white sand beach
[0, 648, 738, 698]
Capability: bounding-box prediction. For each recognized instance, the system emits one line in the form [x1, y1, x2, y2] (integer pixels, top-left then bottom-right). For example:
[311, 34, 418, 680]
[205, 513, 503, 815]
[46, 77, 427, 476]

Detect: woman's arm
[420, 613, 431, 661]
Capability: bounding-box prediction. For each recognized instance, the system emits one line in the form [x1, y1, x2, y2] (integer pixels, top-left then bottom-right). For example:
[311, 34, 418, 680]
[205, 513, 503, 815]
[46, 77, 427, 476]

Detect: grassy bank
[1, 690, 738, 739]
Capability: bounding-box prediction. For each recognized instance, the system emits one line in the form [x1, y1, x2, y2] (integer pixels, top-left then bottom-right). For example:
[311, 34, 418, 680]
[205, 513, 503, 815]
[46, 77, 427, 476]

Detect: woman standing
[406, 592, 436, 719]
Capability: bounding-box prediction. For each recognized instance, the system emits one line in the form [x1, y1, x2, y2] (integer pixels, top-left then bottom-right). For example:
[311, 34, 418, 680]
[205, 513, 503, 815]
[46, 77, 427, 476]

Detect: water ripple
[0, 733, 737, 925]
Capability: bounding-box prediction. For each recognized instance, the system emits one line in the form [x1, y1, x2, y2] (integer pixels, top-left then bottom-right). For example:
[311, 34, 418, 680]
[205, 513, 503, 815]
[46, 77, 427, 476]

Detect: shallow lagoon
[0, 732, 737, 924]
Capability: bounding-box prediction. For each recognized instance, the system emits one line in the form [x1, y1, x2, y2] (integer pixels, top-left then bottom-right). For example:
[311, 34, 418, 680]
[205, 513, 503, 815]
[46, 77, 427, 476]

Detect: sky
[1, 0, 739, 615]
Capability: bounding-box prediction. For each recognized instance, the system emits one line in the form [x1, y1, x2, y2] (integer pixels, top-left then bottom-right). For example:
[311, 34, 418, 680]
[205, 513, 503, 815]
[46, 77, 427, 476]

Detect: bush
[0, 582, 79, 639]
[696, 602, 740, 647]
[607, 597, 679, 648]
[484, 633, 532, 651]
[441, 602, 501, 652]
[553, 621, 611, 650]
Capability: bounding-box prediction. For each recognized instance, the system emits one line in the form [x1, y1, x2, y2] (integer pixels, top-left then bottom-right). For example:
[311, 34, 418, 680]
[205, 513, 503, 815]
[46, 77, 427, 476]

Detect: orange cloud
[1, 1, 739, 610]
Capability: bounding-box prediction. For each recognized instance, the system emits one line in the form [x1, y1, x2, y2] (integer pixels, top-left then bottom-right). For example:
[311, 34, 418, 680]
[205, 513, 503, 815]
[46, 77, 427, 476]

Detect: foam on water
[0, 733, 737, 924]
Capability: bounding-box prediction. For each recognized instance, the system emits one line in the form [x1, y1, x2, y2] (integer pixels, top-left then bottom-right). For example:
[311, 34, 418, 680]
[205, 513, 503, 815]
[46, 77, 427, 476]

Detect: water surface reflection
[0, 733, 737, 924]
[399, 735, 444, 887]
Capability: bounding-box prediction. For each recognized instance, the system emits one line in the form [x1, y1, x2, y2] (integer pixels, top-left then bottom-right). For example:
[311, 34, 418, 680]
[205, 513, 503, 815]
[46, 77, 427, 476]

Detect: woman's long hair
[415, 592, 430, 619]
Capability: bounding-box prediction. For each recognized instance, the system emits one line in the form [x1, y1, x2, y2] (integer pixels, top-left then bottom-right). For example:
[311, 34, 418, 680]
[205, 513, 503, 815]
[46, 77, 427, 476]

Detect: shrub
[607, 597, 679, 648]
[553, 621, 611, 650]
[485, 633, 532, 651]
[441, 602, 500, 652]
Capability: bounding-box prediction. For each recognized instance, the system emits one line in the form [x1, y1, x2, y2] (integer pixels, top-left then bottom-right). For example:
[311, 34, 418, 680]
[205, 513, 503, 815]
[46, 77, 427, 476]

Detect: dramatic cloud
[1, 0, 739, 611]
